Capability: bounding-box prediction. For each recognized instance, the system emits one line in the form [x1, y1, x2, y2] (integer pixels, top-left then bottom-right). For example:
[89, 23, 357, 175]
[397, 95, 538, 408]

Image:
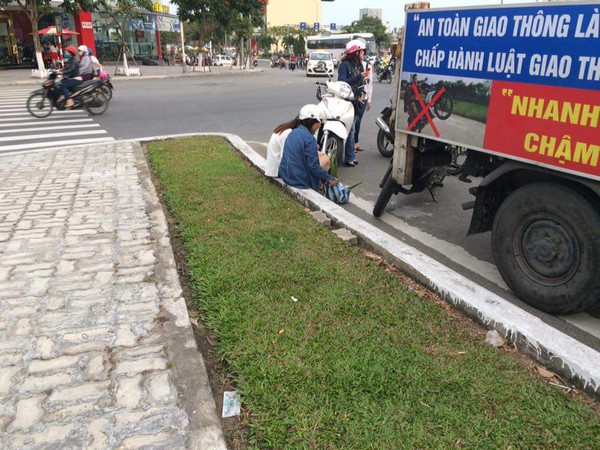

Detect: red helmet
[65, 46, 77, 55]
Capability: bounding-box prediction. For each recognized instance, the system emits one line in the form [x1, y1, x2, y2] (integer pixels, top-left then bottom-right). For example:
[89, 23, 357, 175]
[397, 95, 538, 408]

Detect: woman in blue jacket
[279, 105, 339, 191]
[337, 40, 370, 166]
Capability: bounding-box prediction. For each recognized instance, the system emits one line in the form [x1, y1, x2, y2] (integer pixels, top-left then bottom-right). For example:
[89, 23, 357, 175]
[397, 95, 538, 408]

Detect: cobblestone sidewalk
[0, 142, 226, 449]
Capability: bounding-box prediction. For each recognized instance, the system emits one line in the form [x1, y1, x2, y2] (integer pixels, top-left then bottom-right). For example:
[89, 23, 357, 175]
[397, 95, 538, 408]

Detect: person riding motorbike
[78, 45, 93, 81]
[404, 73, 422, 125]
[60, 46, 82, 109]
[278, 54, 287, 69]
[88, 48, 103, 77]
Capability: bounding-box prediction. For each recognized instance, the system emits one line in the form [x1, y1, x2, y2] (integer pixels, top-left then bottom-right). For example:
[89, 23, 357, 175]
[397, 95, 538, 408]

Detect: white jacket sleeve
[265, 129, 292, 177]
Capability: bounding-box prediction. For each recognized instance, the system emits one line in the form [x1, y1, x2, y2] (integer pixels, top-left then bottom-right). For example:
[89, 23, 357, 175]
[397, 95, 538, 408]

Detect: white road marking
[0, 123, 100, 134]
[0, 118, 93, 128]
[0, 129, 107, 143]
[0, 137, 115, 153]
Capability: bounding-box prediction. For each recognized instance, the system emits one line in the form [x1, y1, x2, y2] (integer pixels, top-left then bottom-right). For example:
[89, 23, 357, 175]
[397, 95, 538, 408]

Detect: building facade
[0, 1, 179, 68]
[359, 8, 382, 21]
[266, 0, 322, 29]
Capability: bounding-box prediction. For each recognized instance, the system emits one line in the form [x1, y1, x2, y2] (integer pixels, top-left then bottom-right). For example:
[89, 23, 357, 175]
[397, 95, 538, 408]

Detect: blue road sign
[330, 23, 336, 31]
[300, 22, 306, 30]
[314, 22, 320, 31]
[172, 22, 181, 32]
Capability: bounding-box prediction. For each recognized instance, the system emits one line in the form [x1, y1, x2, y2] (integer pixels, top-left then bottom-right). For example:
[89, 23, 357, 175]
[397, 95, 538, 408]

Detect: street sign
[330, 23, 336, 31]
[300, 22, 306, 30]
[172, 22, 181, 32]
[314, 22, 320, 31]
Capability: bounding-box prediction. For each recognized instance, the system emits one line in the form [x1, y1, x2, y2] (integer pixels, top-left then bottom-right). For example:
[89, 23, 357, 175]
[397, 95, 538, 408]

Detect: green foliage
[172, 0, 264, 40]
[344, 15, 390, 48]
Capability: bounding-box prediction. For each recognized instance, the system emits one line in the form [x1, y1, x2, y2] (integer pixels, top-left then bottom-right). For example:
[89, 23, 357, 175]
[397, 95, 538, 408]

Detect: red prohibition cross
[408, 83, 446, 138]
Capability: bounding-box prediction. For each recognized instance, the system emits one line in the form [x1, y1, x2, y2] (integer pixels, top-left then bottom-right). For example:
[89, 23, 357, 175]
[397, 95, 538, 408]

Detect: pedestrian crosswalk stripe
[0, 118, 93, 128]
[0, 129, 107, 143]
[0, 137, 115, 153]
[0, 114, 88, 122]
[0, 110, 83, 117]
[0, 88, 114, 153]
[0, 123, 101, 134]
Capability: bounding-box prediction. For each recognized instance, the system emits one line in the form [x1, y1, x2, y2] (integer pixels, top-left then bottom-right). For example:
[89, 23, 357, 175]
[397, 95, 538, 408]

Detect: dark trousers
[61, 79, 82, 98]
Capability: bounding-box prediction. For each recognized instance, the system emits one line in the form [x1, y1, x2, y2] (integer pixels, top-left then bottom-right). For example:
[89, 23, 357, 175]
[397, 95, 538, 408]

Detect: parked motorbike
[270, 58, 278, 68]
[373, 141, 451, 217]
[315, 80, 356, 177]
[27, 71, 109, 118]
[375, 99, 394, 157]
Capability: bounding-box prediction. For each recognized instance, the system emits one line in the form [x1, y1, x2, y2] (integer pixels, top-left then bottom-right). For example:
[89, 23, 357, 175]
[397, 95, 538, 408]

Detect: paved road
[3, 68, 599, 352]
[0, 87, 115, 154]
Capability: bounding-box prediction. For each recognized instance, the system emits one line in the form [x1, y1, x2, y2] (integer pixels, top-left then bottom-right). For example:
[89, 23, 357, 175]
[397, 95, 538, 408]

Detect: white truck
[374, 1, 600, 314]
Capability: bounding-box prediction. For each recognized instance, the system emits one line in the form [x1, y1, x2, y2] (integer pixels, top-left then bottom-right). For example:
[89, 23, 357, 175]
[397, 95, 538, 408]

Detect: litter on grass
[485, 329, 506, 348]
[222, 391, 241, 418]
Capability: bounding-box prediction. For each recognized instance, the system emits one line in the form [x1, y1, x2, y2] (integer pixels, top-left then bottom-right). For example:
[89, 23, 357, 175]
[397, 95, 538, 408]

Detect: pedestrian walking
[169, 45, 176, 66]
[49, 43, 59, 68]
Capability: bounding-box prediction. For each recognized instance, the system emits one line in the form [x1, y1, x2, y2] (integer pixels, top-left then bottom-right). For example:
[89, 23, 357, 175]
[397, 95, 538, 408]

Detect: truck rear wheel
[492, 183, 600, 314]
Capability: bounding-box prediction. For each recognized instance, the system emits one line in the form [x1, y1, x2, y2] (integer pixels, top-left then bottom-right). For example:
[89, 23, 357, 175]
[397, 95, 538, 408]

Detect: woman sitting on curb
[278, 105, 339, 191]
[266, 104, 331, 178]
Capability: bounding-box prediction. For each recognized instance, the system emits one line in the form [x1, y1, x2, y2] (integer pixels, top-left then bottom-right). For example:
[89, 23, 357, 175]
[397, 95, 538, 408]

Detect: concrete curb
[135, 132, 600, 397]
[0, 69, 264, 87]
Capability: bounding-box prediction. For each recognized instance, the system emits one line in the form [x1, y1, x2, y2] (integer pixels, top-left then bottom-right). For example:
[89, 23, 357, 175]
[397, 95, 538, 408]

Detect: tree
[0, 0, 52, 74]
[85, 0, 153, 66]
[344, 16, 390, 48]
[172, 0, 265, 67]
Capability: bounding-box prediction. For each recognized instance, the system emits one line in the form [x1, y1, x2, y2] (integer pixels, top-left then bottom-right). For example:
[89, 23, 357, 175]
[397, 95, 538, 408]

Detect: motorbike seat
[72, 80, 101, 92]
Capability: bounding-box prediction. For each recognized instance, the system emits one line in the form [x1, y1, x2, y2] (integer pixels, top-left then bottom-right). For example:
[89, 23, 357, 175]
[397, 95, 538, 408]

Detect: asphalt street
[3, 63, 599, 353]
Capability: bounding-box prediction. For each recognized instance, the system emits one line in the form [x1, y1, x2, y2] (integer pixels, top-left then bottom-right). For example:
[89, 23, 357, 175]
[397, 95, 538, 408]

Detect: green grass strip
[148, 137, 599, 449]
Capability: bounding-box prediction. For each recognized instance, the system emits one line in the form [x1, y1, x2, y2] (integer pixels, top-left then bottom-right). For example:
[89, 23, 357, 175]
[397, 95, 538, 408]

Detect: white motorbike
[315, 81, 355, 176]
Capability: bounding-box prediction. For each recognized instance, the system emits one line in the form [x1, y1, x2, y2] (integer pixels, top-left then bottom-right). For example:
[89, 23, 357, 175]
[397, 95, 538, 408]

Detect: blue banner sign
[403, 3, 600, 91]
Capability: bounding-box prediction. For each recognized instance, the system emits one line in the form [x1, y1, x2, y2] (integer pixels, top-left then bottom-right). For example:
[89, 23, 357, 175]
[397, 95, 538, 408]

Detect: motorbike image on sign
[315, 80, 355, 177]
[27, 71, 109, 118]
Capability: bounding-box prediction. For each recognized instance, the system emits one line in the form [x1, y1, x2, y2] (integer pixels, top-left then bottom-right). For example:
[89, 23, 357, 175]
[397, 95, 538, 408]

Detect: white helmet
[345, 39, 366, 55]
[78, 45, 88, 53]
[299, 104, 325, 123]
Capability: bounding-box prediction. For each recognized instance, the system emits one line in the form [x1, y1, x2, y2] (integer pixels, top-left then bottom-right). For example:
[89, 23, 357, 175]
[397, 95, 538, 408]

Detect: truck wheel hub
[521, 219, 577, 281]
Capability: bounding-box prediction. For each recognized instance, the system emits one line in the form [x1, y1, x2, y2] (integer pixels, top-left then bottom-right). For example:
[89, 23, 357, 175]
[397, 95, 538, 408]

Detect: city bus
[305, 33, 377, 63]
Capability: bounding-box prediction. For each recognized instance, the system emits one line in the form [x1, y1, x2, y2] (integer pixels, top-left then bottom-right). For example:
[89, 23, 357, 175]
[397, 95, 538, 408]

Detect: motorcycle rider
[289, 53, 297, 69]
[404, 73, 422, 125]
[60, 46, 83, 109]
[78, 45, 93, 81]
[278, 105, 339, 191]
[337, 40, 370, 166]
[88, 48, 103, 77]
